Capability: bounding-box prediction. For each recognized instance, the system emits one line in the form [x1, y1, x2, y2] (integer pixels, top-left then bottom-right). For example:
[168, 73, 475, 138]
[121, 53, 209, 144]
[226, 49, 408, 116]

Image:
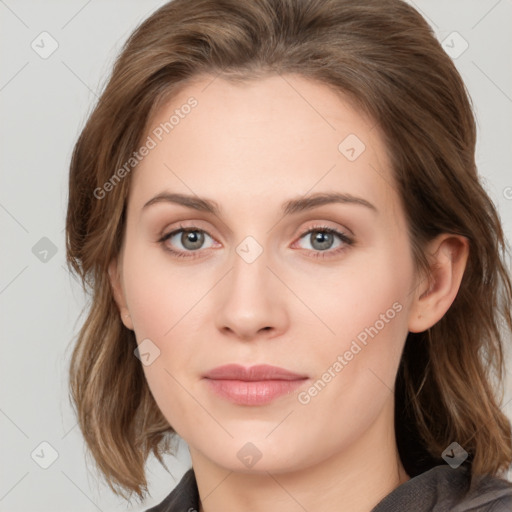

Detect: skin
[109, 74, 469, 512]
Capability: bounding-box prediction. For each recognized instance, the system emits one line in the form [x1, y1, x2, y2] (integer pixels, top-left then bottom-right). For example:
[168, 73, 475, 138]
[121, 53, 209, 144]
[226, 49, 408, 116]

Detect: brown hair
[65, 0, 512, 501]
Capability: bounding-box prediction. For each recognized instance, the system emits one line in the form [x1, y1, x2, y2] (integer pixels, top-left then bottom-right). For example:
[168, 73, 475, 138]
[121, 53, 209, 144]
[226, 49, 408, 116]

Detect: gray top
[145, 465, 512, 511]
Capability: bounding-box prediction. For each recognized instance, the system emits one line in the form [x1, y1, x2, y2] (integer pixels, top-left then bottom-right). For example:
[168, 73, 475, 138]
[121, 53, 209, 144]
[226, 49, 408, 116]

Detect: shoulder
[145, 469, 199, 512]
[371, 465, 512, 512]
[145, 465, 512, 511]
[458, 468, 512, 512]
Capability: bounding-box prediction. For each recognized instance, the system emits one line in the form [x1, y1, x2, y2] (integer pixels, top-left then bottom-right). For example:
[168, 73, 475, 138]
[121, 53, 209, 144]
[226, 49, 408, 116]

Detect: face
[111, 74, 421, 473]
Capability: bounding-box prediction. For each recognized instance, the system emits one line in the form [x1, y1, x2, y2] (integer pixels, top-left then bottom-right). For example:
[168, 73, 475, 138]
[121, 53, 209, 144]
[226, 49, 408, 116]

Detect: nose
[214, 243, 289, 341]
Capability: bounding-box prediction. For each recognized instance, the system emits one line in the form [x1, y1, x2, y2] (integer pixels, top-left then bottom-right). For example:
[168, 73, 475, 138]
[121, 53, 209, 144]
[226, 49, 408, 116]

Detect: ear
[408, 234, 469, 333]
[108, 258, 134, 331]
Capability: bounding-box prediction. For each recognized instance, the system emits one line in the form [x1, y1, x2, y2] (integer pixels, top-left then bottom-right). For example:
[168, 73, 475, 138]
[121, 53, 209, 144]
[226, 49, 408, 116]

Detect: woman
[66, 0, 512, 510]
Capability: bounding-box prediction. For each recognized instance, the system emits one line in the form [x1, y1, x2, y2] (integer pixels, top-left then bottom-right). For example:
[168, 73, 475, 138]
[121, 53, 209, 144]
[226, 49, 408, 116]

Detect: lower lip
[204, 378, 307, 405]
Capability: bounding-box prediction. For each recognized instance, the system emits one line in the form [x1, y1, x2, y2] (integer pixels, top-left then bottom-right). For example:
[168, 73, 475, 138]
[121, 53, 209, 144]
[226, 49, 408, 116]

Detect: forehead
[129, 74, 398, 220]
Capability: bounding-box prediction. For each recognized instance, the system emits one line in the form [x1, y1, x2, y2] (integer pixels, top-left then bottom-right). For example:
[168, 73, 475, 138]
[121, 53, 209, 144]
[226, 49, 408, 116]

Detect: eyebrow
[142, 191, 378, 216]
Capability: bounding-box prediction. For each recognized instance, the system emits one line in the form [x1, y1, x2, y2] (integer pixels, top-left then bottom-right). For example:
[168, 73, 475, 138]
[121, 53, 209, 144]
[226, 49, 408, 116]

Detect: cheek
[121, 243, 212, 434]
[315, 250, 412, 346]
[306, 244, 413, 405]
[141, 362, 203, 440]
[320, 282, 407, 395]
[292, 273, 409, 454]
[122, 241, 200, 341]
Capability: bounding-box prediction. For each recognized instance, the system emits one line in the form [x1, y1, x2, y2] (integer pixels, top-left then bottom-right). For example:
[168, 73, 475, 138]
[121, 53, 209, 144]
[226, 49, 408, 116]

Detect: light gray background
[1, 1, 511, 510]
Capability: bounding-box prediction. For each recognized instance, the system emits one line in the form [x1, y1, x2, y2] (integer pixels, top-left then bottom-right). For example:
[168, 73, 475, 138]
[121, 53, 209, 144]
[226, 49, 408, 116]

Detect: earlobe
[108, 258, 134, 331]
[408, 234, 469, 333]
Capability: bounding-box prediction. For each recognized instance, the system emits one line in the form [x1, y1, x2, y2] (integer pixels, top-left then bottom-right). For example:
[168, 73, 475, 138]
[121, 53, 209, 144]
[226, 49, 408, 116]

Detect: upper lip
[203, 364, 307, 381]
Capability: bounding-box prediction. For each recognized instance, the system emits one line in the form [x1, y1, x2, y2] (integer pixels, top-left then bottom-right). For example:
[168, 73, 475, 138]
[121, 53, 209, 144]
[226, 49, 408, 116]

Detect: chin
[193, 436, 311, 474]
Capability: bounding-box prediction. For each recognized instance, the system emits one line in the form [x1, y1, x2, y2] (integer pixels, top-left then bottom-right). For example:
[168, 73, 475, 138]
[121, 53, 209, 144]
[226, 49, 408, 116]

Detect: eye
[159, 225, 217, 258]
[159, 224, 354, 260]
[293, 226, 353, 258]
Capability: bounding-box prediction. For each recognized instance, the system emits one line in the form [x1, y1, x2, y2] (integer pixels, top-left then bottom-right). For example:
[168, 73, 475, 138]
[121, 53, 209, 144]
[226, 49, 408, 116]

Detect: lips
[203, 364, 308, 406]
[203, 364, 307, 381]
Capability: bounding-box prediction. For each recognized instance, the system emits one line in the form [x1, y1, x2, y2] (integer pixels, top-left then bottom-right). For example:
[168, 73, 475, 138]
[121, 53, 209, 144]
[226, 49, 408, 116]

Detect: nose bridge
[229, 233, 273, 301]
[213, 232, 288, 338]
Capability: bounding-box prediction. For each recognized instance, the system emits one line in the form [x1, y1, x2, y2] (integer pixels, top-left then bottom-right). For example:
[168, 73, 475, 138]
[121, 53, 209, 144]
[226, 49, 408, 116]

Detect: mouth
[203, 364, 309, 406]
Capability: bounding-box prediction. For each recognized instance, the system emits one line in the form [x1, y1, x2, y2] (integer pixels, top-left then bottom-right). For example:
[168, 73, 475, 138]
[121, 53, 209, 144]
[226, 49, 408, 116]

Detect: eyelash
[158, 223, 354, 260]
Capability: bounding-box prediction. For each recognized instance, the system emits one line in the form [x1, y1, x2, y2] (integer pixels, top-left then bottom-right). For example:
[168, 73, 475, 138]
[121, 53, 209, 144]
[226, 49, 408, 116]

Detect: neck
[191, 402, 410, 512]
